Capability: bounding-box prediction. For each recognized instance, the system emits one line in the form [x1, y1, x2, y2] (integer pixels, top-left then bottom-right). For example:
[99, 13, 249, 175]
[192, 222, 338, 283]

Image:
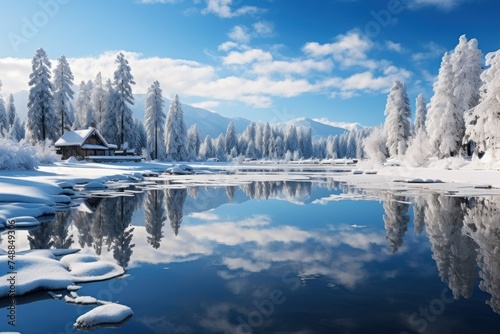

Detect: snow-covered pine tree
[144, 81, 166, 160]
[284, 124, 300, 155]
[415, 93, 427, 134]
[364, 126, 388, 162]
[133, 118, 147, 155]
[164, 94, 187, 161]
[384, 80, 412, 157]
[262, 122, 272, 158]
[113, 52, 135, 148]
[92, 72, 108, 132]
[7, 94, 23, 141]
[74, 80, 94, 129]
[465, 50, 500, 157]
[299, 127, 313, 159]
[440, 35, 482, 157]
[0, 81, 7, 137]
[225, 121, 238, 155]
[101, 79, 120, 145]
[187, 124, 201, 161]
[426, 53, 454, 157]
[53, 55, 75, 138]
[25, 48, 57, 144]
[199, 135, 214, 160]
[215, 134, 226, 161]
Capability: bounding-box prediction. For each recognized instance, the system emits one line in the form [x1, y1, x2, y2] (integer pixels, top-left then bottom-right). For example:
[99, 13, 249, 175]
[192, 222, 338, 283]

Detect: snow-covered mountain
[11, 91, 352, 139]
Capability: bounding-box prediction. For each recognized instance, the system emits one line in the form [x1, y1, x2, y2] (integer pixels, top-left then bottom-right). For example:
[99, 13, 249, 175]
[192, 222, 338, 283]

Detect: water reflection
[18, 179, 500, 320]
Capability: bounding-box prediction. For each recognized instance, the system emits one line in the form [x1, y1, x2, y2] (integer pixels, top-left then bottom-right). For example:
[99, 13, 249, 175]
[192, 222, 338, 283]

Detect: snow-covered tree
[364, 126, 387, 163]
[187, 124, 201, 161]
[215, 133, 226, 161]
[74, 80, 94, 129]
[6, 94, 23, 141]
[415, 93, 427, 134]
[144, 81, 166, 160]
[92, 72, 107, 132]
[25, 48, 57, 144]
[405, 130, 432, 167]
[299, 127, 313, 159]
[0, 81, 7, 137]
[132, 118, 147, 155]
[465, 50, 500, 157]
[225, 121, 238, 155]
[284, 124, 300, 154]
[426, 53, 455, 157]
[53, 55, 74, 137]
[199, 135, 214, 159]
[101, 79, 120, 145]
[165, 94, 187, 161]
[384, 80, 411, 157]
[113, 52, 135, 148]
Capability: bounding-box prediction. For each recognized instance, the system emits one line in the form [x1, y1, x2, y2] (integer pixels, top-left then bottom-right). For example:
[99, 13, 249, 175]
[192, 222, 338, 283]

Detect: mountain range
[12, 91, 353, 139]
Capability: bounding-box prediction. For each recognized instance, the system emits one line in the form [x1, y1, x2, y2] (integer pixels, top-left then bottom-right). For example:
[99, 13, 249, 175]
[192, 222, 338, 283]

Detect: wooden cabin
[55, 127, 117, 160]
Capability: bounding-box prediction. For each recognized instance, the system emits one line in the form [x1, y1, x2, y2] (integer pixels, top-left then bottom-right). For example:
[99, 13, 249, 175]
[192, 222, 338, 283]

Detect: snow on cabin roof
[54, 128, 113, 148]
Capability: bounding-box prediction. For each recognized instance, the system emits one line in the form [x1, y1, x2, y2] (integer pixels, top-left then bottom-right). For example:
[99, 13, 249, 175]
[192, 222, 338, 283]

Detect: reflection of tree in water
[50, 210, 73, 249]
[225, 185, 235, 202]
[109, 195, 137, 268]
[165, 188, 187, 236]
[382, 193, 409, 253]
[424, 194, 478, 300]
[412, 196, 426, 235]
[144, 190, 166, 249]
[463, 197, 500, 313]
[28, 221, 54, 249]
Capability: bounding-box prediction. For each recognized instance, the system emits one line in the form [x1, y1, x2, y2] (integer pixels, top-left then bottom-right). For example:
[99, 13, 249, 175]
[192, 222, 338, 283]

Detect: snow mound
[74, 303, 133, 328]
[0, 250, 124, 297]
[79, 181, 107, 189]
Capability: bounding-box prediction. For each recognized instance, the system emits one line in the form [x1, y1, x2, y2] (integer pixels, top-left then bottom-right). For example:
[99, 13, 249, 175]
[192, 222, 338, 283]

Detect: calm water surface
[2, 177, 500, 334]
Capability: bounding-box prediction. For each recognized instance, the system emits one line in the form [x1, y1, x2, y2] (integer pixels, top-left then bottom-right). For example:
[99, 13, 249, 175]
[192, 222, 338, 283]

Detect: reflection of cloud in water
[188, 211, 219, 221]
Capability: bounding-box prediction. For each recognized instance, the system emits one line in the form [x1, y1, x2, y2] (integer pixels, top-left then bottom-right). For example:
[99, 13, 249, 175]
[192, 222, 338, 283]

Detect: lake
[2, 174, 500, 333]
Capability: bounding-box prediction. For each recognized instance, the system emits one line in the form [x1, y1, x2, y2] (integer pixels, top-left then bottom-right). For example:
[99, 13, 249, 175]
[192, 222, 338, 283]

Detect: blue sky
[0, 0, 499, 127]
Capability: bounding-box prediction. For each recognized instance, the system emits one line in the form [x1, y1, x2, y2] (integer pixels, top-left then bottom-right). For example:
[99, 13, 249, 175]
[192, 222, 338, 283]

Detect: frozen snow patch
[74, 303, 133, 328]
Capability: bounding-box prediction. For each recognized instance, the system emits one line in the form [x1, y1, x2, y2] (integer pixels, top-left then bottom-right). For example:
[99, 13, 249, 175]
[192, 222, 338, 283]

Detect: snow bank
[0, 139, 38, 170]
[0, 250, 124, 297]
[74, 303, 133, 328]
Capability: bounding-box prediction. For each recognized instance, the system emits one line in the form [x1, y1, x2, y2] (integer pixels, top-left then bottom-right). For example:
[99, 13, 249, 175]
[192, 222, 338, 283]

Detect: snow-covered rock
[74, 303, 133, 328]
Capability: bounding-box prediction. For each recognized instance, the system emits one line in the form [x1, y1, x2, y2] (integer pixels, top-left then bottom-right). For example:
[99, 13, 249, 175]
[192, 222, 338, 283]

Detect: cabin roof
[54, 128, 112, 148]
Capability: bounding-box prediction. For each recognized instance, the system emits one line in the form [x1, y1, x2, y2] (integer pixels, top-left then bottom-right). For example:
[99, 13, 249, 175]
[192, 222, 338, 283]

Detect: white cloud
[218, 41, 238, 52]
[252, 59, 333, 75]
[228, 25, 251, 44]
[252, 21, 274, 37]
[190, 100, 220, 110]
[385, 41, 405, 53]
[222, 49, 273, 65]
[202, 0, 263, 18]
[407, 0, 465, 10]
[411, 41, 447, 62]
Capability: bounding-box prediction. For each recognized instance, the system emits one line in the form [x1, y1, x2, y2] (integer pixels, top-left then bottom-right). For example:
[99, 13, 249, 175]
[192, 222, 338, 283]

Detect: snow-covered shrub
[405, 131, 432, 167]
[363, 127, 387, 163]
[0, 138, 38, 170]
[33, 140, 61, 164]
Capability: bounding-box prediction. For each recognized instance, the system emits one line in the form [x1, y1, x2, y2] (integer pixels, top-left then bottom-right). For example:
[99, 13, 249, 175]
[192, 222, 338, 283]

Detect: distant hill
[10, 91, 350, 140]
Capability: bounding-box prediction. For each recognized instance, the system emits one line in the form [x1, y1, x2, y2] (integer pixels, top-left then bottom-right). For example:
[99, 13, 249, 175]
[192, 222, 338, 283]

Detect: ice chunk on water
[74, 303, 133, 328]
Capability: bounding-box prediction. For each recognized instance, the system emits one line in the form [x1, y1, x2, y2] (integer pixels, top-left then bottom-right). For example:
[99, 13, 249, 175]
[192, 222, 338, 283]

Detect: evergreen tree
[53, 55, 74, 137]
[426, 53, 454, 157]
[415, 93, 427, 134]
[299, 127, 313, 159]
[262, 122, 272, 158]
[200, 135, 214, 159]
[284, 124, 299, 154]
[164, 94, 187, 161]
[92, 72, 107, 132]
[144, 81, 166, 160]
[113, 52, 135, 148]
[0, 82, 7, 138]
[74, 80, 94, 129]
[224, 121, 238, 155]
[187, 124, 201, 161]
[6, 94, 23, 141]
[133, 118, 147, 154]
[25, 48, 57, 144]
[465, 50, 500, 156]
[101, 79, 120, 145]
[384, 80, 412, 157]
